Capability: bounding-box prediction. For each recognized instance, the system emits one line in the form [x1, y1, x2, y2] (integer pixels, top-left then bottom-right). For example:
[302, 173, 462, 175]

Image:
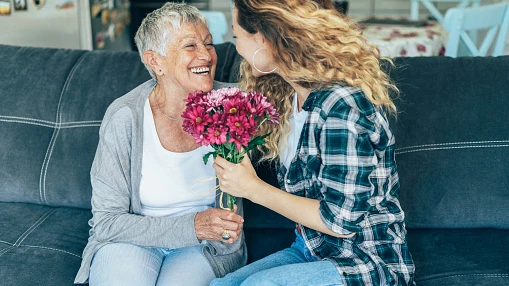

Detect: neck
[151, 83, 187, 121]
[287, 82, 311, 112]
[153, 82, 187, 114]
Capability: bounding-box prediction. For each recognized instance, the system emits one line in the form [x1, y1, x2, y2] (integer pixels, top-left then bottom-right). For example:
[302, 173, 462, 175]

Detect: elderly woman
[74, 3, 246, 285]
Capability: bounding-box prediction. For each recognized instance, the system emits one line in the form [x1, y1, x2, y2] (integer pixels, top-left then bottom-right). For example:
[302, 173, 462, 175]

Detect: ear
[142, 50, 164, 77]
[253, 32, 272, 52]
[253, 32, 266, 46]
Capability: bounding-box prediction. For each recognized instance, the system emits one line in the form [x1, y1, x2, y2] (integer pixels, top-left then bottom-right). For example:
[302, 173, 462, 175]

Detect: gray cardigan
[75, 79, 247, 284]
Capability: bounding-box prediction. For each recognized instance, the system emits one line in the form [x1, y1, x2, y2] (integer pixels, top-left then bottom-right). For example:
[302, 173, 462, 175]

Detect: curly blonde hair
[234, 0, 397, 162]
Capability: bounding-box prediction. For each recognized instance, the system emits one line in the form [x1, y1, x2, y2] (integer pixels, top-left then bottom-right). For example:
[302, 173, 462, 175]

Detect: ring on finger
[221, 229, 231, 240]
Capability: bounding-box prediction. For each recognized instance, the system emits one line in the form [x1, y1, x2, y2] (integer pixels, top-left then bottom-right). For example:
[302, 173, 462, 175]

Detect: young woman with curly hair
[211, 1, 415, 285]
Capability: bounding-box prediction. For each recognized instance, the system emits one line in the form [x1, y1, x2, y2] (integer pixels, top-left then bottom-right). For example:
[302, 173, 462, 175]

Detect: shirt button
[286, 179, 291, 183]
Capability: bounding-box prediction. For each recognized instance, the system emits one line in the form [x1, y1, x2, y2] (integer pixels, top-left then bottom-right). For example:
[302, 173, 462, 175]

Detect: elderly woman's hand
[195, 205, 244, 243]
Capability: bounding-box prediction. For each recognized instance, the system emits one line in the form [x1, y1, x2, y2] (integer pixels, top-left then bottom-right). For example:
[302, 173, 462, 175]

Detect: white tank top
[139, 99, 216, 217]
[281, 93, 309, 170]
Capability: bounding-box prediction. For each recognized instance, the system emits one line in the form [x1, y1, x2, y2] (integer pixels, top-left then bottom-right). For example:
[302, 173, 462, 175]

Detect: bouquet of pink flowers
[182, 87, 279, 210]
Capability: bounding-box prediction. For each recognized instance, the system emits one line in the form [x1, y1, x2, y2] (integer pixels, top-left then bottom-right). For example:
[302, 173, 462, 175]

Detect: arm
[250, 178, 355, 238]
[214, 101, 378, 239]
[90, 108, 242, 248]
[89, 114, 201, 248]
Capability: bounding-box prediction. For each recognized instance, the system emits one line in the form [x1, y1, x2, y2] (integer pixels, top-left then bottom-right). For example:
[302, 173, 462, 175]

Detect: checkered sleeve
[317, 101, 378, 236]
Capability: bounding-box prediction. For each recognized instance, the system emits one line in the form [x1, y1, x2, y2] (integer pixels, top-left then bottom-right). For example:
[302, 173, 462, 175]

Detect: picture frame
[0, 0, 11, 15]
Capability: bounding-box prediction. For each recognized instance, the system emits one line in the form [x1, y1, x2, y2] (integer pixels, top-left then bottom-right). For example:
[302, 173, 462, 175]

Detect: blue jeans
[211, 230, 344, 286]
[89, 243, 215, 286]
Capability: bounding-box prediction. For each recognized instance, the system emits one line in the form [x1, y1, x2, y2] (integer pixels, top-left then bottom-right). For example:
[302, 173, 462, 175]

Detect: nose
[197, 45, 212, 61]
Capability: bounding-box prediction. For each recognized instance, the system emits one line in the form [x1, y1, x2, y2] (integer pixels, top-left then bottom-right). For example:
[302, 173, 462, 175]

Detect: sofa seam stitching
[0, 119, 101, 129]
[0, 115, 56, 125]
[396, 144, 509, 155]
[0, 119, 54, 128]
[60, 124, 102, 128]
[39, 52, 87, 205]
[397, 140, 509, 151]
[0, 115, 102, 125]
[13, 208, 56, 247]
[0, 246, 14, 257]
[18, 244, 82, 259]
[0, 240, 14, 246]
[419, 273, 509, 281]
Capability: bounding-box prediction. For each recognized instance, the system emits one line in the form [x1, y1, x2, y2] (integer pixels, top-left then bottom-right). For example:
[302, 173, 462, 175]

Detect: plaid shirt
[277, 85, 415, 285]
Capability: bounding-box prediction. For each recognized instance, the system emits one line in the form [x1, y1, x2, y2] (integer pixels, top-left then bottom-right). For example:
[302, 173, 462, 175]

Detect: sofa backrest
[0, 43, 240, 209]
[388, 56, 509, 230]
[2, 43, 508, 230]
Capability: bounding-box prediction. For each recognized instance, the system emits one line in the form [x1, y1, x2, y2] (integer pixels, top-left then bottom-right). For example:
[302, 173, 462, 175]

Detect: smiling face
[159, 21, 217, 95]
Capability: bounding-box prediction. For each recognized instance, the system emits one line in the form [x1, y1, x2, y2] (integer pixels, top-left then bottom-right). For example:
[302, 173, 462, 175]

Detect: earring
[252, 48, 277, 74]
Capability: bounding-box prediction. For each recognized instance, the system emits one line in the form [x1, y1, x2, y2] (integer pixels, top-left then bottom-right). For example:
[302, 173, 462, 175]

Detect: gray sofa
[0, 43, 508, 286]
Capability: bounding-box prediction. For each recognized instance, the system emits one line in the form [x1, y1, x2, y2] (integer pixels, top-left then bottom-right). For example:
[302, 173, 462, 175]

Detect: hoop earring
[252, 48, 277, 74]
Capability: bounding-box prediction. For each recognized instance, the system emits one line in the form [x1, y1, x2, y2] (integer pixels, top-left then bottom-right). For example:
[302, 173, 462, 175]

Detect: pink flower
[400, 49, 407, 56]
[205, 89, 227, 112]
[228, 130, 251, 150]
[417, 44, 426, 52]
[181, 106, 211, 134]
[226, 115, 254, 133]
[223, 97, 247, 116]
[193, 134, 210, 146]
[206, 126, 228, 145]
[185, 90, 206, 106]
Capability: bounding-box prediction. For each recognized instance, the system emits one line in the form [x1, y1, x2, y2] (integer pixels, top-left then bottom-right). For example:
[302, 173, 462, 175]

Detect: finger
[213, 156, 228, 169]
[212, 162, 224, 173]
[214, 156, 235, 171]
[222, 221, 239, 231]
[219, 210, 244, 223]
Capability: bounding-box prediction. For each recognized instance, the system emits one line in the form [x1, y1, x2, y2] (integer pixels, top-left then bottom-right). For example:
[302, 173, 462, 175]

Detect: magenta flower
[181, 105, 211, 135]
[206, 126, 228, 145]
[228, 130, 251, 151]
[223, 97, 248, 116]
[226, 115, 254, 134]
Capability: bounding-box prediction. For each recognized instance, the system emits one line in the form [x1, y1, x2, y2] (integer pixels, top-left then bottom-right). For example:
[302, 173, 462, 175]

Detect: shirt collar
[301, 89, 320, 112]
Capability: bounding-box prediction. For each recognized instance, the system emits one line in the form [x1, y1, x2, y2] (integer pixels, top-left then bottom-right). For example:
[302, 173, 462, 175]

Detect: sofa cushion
[408, 228, 509, 285]
[388, 56, 509, 229]
[0, 202, 91, 285]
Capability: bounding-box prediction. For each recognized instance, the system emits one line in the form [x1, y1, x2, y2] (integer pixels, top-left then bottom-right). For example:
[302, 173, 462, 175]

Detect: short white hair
[134, 2, 208, 80]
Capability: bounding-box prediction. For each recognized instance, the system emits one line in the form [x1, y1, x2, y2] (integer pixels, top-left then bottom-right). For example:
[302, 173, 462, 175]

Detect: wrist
[248, 180, 269, 204]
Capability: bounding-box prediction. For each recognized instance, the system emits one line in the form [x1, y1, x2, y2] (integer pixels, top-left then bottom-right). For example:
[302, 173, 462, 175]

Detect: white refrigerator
[0, 0, 131, 51]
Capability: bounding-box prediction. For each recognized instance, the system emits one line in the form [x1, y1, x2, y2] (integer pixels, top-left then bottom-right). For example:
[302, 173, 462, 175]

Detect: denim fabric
[89, 243, 215, 286]
[210, 231, 344, 286]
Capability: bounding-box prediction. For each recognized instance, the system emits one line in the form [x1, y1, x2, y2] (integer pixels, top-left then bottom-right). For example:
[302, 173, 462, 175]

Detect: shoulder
[309, 85, 382, 135]
[100, 79, 153, 135]
[311, 85, 377, 119]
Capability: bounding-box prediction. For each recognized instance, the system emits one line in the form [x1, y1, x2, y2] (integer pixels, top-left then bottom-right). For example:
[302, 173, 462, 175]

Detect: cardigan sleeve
[89, 106, 201, 248]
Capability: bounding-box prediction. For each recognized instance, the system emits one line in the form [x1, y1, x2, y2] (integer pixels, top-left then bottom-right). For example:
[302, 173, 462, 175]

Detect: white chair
[410, 0, 481, 22]
[443, 2, 509, 57]
[200, 11, 228, 44]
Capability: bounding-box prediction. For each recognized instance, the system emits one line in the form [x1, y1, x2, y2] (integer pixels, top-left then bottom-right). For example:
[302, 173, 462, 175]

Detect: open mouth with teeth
[190, 66, 210, 75]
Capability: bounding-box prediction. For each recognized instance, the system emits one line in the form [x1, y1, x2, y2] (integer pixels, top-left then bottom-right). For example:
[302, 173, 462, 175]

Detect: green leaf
[245, 132, 272, 153]
[203, 151, 216, 165]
